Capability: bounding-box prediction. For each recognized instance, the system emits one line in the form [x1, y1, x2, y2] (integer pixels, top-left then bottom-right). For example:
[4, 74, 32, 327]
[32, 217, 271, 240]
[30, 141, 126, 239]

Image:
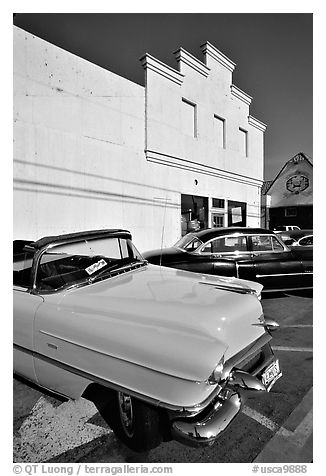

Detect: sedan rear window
[251, 235, 284, 252]
[251, 235, 273, 251]
[201, 235, 248, 253]
[175, 235, 203, 252]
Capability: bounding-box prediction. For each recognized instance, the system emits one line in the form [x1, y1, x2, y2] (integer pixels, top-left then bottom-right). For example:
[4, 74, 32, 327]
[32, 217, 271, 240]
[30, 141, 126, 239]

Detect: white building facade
[14, 26, 266, 251]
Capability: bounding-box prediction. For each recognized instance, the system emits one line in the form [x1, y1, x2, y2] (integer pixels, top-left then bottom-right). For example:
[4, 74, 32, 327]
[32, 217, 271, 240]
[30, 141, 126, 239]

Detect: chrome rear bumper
[171, 358, 282, 448]
[172, 390, 241, 447]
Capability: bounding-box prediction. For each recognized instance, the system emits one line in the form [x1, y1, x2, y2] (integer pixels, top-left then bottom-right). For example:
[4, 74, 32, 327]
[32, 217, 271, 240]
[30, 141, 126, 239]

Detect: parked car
[13, 229, 282, 452]
[143, 227, 313, 293]
[295, 235, 313, 247]
[273, 225, 300, 231]
[275, 229, 313, 247]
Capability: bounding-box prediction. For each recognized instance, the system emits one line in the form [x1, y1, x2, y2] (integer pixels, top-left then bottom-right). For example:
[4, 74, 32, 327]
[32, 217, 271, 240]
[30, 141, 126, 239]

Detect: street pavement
[13, 291, 313, 463]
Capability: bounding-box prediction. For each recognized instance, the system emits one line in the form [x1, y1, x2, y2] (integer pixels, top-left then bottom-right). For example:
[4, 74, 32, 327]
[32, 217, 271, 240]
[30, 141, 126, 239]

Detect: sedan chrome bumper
[172, 390, 241, 447]
[171, 358, 282, 447]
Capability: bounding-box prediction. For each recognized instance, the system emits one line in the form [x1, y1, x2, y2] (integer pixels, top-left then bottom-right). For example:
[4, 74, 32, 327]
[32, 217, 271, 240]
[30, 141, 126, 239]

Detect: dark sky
[13, 13, 313, 180]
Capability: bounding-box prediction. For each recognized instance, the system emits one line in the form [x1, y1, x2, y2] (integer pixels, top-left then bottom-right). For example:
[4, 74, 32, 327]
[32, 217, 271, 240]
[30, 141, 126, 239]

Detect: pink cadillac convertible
[13, 229, 282, 452]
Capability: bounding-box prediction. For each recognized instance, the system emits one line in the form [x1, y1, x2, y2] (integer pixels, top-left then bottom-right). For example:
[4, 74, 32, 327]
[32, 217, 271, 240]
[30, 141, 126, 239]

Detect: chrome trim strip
[256, 272, 313, 278]
[13, 343, 221, 414]
[13, 370, 70, 401]
[235, 261, 240, 279]
[29, 234, 143, 293]
[196, 232, 250, 255]
[196, 232, 288, 255]
[198, 281, 256, 295]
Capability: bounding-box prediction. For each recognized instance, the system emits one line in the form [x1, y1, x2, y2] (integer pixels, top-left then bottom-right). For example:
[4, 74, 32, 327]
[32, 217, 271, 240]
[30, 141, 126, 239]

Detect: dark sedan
[143, 227, 313, 293]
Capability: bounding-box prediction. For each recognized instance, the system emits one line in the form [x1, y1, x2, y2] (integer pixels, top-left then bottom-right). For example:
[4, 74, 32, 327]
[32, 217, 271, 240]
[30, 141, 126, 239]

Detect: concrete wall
[14, 28, 266, 251]
[14, 27, 150, 247]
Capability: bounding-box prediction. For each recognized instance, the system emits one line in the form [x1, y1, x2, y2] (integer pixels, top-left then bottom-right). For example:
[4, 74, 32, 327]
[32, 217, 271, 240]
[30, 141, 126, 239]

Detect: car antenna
[154, 197, 171, 267]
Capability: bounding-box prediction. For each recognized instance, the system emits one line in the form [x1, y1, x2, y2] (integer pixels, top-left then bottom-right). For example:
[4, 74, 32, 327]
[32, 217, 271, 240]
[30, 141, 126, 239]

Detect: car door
[172, 251, 217, 274]
[13, 249, 43, 382]
[197, 234, 255, 279]
[249, 234, 304, 291]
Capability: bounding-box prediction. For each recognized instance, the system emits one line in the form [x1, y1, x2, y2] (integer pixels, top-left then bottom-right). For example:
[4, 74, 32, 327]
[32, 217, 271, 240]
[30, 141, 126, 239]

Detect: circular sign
[286, 174, 309, 194]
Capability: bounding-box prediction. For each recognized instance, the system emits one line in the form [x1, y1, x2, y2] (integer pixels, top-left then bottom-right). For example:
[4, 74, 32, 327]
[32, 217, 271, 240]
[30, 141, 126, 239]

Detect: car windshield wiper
[88, 259, 147, 284]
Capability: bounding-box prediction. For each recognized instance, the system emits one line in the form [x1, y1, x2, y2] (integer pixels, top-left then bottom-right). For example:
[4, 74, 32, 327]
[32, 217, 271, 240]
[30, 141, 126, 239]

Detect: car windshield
[174, 234, 204, 252]
[36, 236, 145, 292]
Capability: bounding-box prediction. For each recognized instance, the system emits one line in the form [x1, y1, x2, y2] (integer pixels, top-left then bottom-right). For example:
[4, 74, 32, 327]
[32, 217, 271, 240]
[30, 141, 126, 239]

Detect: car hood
[45, 265, 265, 382]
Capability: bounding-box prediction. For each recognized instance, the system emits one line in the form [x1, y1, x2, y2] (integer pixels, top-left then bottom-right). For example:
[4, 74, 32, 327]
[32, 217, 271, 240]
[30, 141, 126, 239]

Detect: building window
[228, 200, 247, 227]
[211, 213, 225, 228]
[212, 198, 225, 209]
[285, 207, 297, 217]
[182, 98, 197, 137]
[214, 115, 225, 148]
[239, 128, 248, 157]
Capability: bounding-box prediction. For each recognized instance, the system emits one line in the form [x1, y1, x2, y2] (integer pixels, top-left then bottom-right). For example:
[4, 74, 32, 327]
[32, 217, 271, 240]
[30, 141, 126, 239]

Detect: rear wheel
[118, 393, 135, 438]
[100, 391, 163, 452]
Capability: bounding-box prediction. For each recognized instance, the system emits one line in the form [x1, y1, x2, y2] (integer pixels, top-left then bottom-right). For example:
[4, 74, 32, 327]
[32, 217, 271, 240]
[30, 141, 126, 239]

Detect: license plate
[262, 359, 282, 391]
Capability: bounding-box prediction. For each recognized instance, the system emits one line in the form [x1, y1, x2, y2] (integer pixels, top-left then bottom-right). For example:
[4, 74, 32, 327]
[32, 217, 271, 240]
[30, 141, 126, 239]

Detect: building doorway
[181, 194, 209, 235]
